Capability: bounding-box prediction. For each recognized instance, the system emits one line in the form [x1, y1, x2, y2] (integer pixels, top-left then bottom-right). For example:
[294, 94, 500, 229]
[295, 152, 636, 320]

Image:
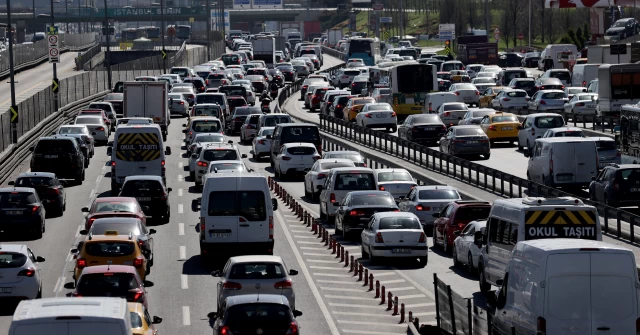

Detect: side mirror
[167, 188, 173, 192]
[211, 270, 221, 277]
[182, 129, 187, 133]
[289, 269, 298, 276]
[107, 147, 113, 156]
[293, 310, 303, 318]
[192, 198, 201, 212]
[149, 229, 157, 234]
[241, 154, 247, 158]
[165, 147, 172, 155]
[182, 124, 187, 127]
[266, 135, 272, 139]
[591, 176, 596, 181]
[64, 283, 76, 290]
[272, 198, 278, 210]
[36, 256, 45, 262]
[473, 231, 484, 247]
[453, 230, 461, 236]
[207, 312, 218, 319]
[192, 154, 198, 158]
[486, 291, 497, 306]
[316, 185, 324, 190]
[70, 248, 78, 254]
[7, 181, 14, 185]
[432, 212, 440, 218]
[517, 125, 523, 130]
[79, 229, 88, 235]
[81, 207, 89, 212]
[152, 316, 163, 324]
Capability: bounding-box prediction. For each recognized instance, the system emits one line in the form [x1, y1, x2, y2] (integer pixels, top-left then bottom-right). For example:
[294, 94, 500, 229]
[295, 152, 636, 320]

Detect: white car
[398, 185, 462, 235]
[541, 126, 586, 138]
[193, 143, 246, 187]
[212, 255, 299, 312]
[251, 127, 274, 160]
[470, 77, 496, 92]
[57, 125, 95, 157]
[116, 117, 153, 129]
[240, 114, 261, 144]
[355, 103, 397, 132]
[360, 212, 428, 267]
[275, 142, 320, 179]
[333, 68, 363, 89]
[375, 168, 417, 201]
[449, 83, 480, 106]
[436, 102, 469, 127]
[202, 160, 248, 184]
[466, 64, 484, 79]
[517, 113, 565, 152]
[564, 86, 587, 100]
[188, 132, 226, 155]
[475, 72, 498, 81]
[322, 151, 366, 167]
[563, 93, 597, 115]
[452, 220, 486, 274]
[0, 244, 45, 299]
[73, 116, 109, 145]
[303, 158, 355, 200]
[231, 80, 256, 105]
[491, 89, 529, 110]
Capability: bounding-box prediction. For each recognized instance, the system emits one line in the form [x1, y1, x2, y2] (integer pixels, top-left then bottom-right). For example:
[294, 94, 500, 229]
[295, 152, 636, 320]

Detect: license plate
[6, 211, 22, 215]
[467, 141, 479, 144]
[631, 188, 640, 192]
[426, 127, 436, 131]
[210, 233, 231, 238]
[392, 249, 411, 254]
[431, 207, 440, 212]
[501, 127, 513, 130]
[557, 176, 573, 181]
[463, 97, 472, 101]
[137, 197, 151, 202]
[376, 114, 386, 118]
[0, 287, 12, 293]
[45, 155, 58, 159]
[587, 104, 595, 108]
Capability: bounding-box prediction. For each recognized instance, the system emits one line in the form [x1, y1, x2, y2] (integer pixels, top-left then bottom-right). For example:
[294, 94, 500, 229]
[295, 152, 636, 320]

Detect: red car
[432, 200, 491, 253]
[71, 265, 148, 308]
[226, 96, 248, 115]
[81, 197, 147, 230]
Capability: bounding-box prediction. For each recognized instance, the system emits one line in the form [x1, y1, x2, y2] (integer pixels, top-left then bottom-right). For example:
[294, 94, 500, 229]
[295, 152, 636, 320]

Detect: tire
[33, 221, 43, 239]
[327, 215, 335, 225]
[162, 132, 167, 142]
[478, 263, 491, 294]
[334, 221, 342, 236]
[304, 184, 310, 199]
[484, 154, 491, 160]
[320, 206, 327, 222]
[190, 171, 195, 179]
[200, 252, 210, 266]
[517, 142, 523, 151]
[164, 210, 171, 224]
[361, 245, 369, 259]
[252, 152, 257, 160]
[82, 169, 85, 181]
[391, 126, 397, 133]
[443, 232, 450, 254]
[452, 246, 461, 267]
[468, 253, 477, 274]
[418, 257, 427, 268]
[74, 172, 83, 185]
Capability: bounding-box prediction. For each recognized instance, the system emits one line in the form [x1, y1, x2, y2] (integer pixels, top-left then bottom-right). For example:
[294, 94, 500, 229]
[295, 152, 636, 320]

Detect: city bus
[346, 37, 380, 66]
[121, 28, 139, 42]
[370, 62, 437, 119]
[597, 64, 640, 118]
[145, 26, 160, 41]
[176, 25, 191, 40]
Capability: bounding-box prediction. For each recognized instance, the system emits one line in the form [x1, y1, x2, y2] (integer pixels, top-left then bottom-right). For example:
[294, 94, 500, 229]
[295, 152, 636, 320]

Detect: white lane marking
[306, 259, 344, 264]
[181, 275, 189, 289]
[178, 204, 184, 214]
[329, 303, 387, 309]
[66, 252, 75, 263]
[396, 294, 427, 300]
[178, 174, 183, 181]
[96, 176, 101, 184]
[178, 188, 183, 197]
[294, 236, 320, 239]
[380, 287, 416, 292]
[317, 279, 361, 285]
[182, 306, 191, 326]
[303, 252, 336, 256]
[178, 162, 184, 168]
[313, 273, 352, 278]
[297, 241, 323, 244]
[404, 303, 435, 308]
[300, 247, 329, 250]
[275, 208, 340, 335]
[179, 246, 186, 260]
[369, 272, 394, 277]
[412, 311, 437, 317]
[289, 230, 308, 233]
[74, 225, 82, 238]
[179, 223, 185, 236]
[310, 266, 348, 271]
[89, 189, 95, 199]
[338, 320, 407, 328]
[342, 246, 360, 250]
[320, 287, 366, 293]
[53, 277, 63, 293]
[325, 295, 376, 301]
[391, 266, 436, 300]
[379, 279, 406, 285]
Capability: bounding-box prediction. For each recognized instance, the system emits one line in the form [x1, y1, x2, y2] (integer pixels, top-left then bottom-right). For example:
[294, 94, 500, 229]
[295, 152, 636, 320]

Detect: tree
[583, 23, 590, 42]
[576, 27, 585, 49]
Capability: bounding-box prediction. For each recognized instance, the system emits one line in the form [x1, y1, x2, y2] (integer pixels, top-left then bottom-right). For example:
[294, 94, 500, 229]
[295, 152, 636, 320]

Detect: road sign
[380, 17, 392, 23]
[372, 3, 383, 10]
[162, 49, 167, 59]
[10, 105, 18, 124]
[517, 33, 524, 40]
[494, 33, 500, 41]
[47, 26, 59, 63]
[382, 30, 389, 40]
[52, 78, 59, 94]
[610, 43, 627, 55]
[189, 17, 194, 23]
[439, 23, 455, 42]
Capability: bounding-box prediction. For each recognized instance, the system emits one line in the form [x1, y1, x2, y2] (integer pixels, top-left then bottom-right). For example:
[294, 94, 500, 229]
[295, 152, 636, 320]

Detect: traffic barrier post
[340, 246, 345, 262]
[344, 250, 349, 266]
[364, 269, 368, 286]
[358, 264, 363, 281]
[306, 213, 311, 227]
[381, 286, 386, 304]
[408, 311, 413, 323]
[312, 220, 317, 234]
[369, 273, 373, 291]
[375, 280, 380, 298]
[399, 303, 404, 321]
[336, 243, 341, 257]
[331, 239, 336, 253]
[324, 231, 329, 246]
[353, 260, 359, 276]
[350, 255, 354, 271]
[387, 292, 393, 310]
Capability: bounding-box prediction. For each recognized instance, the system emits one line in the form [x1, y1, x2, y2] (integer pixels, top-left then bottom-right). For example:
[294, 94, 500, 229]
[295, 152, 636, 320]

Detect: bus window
[397, 65, 434, 93]
[611, 73, 640, 100]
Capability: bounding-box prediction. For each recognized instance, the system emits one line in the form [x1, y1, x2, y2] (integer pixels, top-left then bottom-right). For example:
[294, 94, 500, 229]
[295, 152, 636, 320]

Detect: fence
[433, 274, 491, 335]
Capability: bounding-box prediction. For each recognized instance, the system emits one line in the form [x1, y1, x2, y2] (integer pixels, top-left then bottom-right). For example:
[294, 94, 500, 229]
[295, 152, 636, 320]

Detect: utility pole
[78, 0, 81, 33]
[51, 0, 59, 113]
[104, 0, 112, 89]
[528, 0, 532, 49]
[205, 0, 211, 59]
[398, 0, 404, 38]
[65, 0, 69, 33]
[160, 0, 166, 72]
[7, 0, 17, 144]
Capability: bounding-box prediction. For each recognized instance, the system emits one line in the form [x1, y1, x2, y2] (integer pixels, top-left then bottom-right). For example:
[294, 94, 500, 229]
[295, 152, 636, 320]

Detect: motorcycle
[270, 89, 278, 100]
[261, 100, 271, 114]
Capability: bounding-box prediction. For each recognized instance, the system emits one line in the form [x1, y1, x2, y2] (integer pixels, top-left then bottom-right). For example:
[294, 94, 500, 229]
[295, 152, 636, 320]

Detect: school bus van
[473, 196, 601, 294]
[107, 124, 172, 194]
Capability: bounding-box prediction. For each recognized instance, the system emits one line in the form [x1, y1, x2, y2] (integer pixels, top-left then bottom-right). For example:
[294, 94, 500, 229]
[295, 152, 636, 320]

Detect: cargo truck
[123, 81, 170, 140]
[251, 37, 276, 67]
[456, 35, 498, 65]
[327, 28, 343, 48]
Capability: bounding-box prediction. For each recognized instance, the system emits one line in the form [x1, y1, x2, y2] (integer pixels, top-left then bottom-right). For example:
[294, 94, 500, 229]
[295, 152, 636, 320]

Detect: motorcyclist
[261, 95, 271, 113]
[260, 90, 270, 101]
[269, 82, 279, 99]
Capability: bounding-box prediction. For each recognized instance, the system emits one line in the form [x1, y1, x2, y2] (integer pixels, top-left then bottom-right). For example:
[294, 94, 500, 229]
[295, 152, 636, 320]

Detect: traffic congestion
[1, 27, 640, 335]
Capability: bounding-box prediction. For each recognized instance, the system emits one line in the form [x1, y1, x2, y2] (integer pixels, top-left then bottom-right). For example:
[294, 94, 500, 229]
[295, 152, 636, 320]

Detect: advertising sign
[233, 0, 250, 9]
[439, 23, 454, 42]
[252, 0, 283, 9]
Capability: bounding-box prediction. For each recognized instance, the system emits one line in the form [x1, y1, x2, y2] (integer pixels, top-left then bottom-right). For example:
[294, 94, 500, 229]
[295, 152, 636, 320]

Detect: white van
[537, 44, 579, 70]
[318, 167, 378, 224]
[9, 297, 131, 335]
[194, 172, 277, 262]
[108, 124, 171, 194]
[571, 63, 600, 87]
[525, 137, 598, 188]
[491, 239, 639, 335]
[474, 196, 602, 293]
[422, 92, 458, 114]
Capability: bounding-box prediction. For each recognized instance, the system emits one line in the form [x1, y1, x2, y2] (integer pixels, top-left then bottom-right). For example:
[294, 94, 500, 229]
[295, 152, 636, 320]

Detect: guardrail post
[631, 216, 635, 243]
[375, 280, 380, 297]
[369, 273, 374, 291]
[433, 273, 441, 328]
[467, 298, 473, 335]
[350, 255, 354, 271]
[381, 285, 385, 304]
[447, 285, 456, 334]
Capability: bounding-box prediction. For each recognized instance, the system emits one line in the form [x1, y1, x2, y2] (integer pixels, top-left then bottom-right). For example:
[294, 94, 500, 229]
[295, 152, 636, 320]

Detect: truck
[456, 35, 498, 65]
[274, 36, 287, 53]
[123, 81, 170, 140]
[327, 28, 343, 48]
[251, 37, 276, 67]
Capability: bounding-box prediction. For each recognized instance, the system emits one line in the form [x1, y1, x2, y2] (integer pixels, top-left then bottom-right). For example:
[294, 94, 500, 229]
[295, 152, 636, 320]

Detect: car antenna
[107, 260, 112, 271]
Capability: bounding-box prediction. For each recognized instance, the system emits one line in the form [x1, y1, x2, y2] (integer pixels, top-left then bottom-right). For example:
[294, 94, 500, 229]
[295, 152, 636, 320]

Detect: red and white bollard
[381, 286, 386, 304]
[393, 296, 399, 315]
[400, 304, 405, 323]
[375, 280, 380, 298]
[387, 292, 393, 310]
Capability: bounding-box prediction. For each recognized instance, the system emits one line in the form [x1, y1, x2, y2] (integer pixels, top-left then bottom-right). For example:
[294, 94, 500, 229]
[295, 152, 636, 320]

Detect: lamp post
[65, 0, 69, 33]
[51, 0, 59, 113]
[528, 0, 532, 49]
[78, 0, 82, 33]
[160, 0, 166, 72]
[205, 0, 211, 59]
[104, 0, 112, 88]
[7, 0, 17, 143]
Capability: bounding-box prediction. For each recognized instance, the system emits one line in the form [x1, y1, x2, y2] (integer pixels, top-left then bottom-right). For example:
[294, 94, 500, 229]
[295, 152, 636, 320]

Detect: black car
[497, 52, 524, 67]
[269, 69, 285, 87]
[0, 187, 46, 238]
[118, 176, 172, 223]
[398, 114, 447, 144]
[9, 172, 66, 217]
[276, 65, 297, 82]
[521, 52, 540, 68]
[335, 191, 399, 239]
[30, 136, 85, 184]
[534, 77, 564, 92]
[84, 217, 155, 263]
[183, 77, 207, 93]
[329, 95, 355, 119]
[104, 93, 124, 117]
[56, 134, 91, 167]
[438, 79, 452, 92]
[606, 18, 639, 40]
[228, 106, 260, 134]
[589, 164, 640, 207]
[210, 294, 301, 335]
[508, 77, 537, 96]
[350, 79, 368, 96]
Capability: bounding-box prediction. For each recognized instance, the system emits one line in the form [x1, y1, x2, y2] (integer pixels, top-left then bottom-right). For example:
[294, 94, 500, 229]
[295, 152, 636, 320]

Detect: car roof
[548, 127, 582, 132]
[17, 172, 56, 179]
[123, 175, 164, 182]
[330, 167, 373, 173]
[91, 217, 142, 225]
[537, 90, 565, 93]
[0, 244, 26, 253]
[228, 255, 284, 264]
[452, 125, 481, 129]
[374, 211, 419, 219]
[324, 151, 360, 155]
[282, 142, 317, 148]
[94, 196, 138, 203]
[0, 187, 36, 193]
[225, 294, 290, 307]
[79, 264, 138, 275]
[415, 185, 457, 191]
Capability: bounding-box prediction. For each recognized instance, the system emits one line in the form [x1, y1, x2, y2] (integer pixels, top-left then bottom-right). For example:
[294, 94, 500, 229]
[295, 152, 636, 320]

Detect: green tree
[560, 35, 572, 44]
[583, 23, 590, 42]
[567, 28, 578, 47]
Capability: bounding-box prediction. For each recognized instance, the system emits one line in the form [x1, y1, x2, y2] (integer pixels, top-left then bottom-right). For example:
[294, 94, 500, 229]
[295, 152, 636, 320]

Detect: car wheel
[392, 126, 397, 133]
[33, 221, 44, 239]
[452, 245, 461, 267]
[432, 227, 438, 247]
[304, 184, 310, 198]
[479, 262, 491, 294]
[443, 232, 450, 254]
[320, 206, 327, 221]
[342, 224, 348, 240]
[468, 253, 477, 274]
[334, 220, 342, 235]
[484, 153, 491, 160]
[252, 152, 257, 160]
[418, 256, 427, 268]
[190, 171, 195, 179]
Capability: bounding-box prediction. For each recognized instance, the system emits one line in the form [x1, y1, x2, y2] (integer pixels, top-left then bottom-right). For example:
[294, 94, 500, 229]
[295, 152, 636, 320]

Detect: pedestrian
[544, 57, 554, 71]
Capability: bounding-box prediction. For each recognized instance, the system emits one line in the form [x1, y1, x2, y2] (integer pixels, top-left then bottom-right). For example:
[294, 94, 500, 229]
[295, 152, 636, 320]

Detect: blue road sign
[47, 26, 59, 35]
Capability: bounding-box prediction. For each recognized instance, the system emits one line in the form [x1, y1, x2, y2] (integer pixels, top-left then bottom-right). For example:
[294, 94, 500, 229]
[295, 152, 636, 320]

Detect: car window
[418, 189, 460, 200]
[120, 180, 164, 196]
[84, 241, 135, 257]
[286, 147, 316, 155]
[77, 273, 138, 296]
[534, 116, 564, 128]
[281, 126, 320, 142]
[35, 139, 75, 153]
[207, 191, 266, 221]
[94, 202, 137, 213]
[455, 207, 491, 220]
[203, 149, 238, 161]
[192, 120, 222, 132]
[455, 128, 485, 136]
[130, 312, 144, 329]
[228, 263, 286, 279]
[350, 193, 395, 206]
[377, 171, 413, 182]
[0, 252, 27, 268]
[335, 172, 376, 190]
[90, 222, 141, 235]
[378, 217, 421, 230]
[492, 115, 518, 122]
[15, 177, 54, 187]
[225, 304, 291, 326]
[0, 192, 35, 206]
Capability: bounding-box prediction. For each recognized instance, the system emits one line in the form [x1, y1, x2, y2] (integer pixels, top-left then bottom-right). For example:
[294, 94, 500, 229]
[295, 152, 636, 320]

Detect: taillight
[419, 232, 426, 243]
[269, 216, 274, 240]
[274, 279, 293, 289]
[561, 85, 565, 89]
[205, 79, 209, 85]
[17, 268, 35, 277]
[379, 185, 385, 191]
[416, 205, 430, 211]
[454, 92, 460, 96]
[537, 317, 546, 335]
[540, 86, 545, 90]
[336, 104, 342, 109]
[475, 91, 481, 95]
[133, 257, 144, 268]
[96, 127, 104, 131]
[502, 98, 511, 101]
[349, 210, 365, 216]
[220, 326, 230, 335]
[51, 187, 61, 195]
[161, 192, 168, 201]
[330, 193, 336, 203]
[200, 217, 205, 237]
[77, 258, 87, 268]
[488, 125, 497, 131]
[444, 112, 450, 117]
[539, 100, 546, 105]
[313, 155, 321, 161]
[582, 81, 586, 86]
[575, 102, 585, 107]
[179, 101, 184, 105]
[31, 205, 40, 214]
[365, 113, 372, 118]
[317, 173, 327, 179]
[258, 139, 266, 145]
[197, 161, 209, 167]
[87, 217, 96, 228]
[282, 156, 292, 161]
[222, 281, 242, 290]
[287, 322, 299, 335]
[375, 232, 384, 243]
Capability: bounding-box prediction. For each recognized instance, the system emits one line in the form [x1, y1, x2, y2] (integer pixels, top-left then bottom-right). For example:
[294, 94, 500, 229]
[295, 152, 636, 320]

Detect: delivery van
[525, 137, 599, 188]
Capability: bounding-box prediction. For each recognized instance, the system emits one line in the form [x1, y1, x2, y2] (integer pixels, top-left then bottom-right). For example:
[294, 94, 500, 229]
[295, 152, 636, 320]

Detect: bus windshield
[397, 65, 434, 93]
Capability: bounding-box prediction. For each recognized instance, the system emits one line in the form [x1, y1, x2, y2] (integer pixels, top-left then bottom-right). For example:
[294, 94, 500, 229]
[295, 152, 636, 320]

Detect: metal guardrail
[321, 45, 346, 61]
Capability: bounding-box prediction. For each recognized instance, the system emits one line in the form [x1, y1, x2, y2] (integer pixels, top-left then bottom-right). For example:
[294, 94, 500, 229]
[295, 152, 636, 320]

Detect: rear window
[196, 95, 225, 105]
[229, 263, 286, 279]
[595, 140, 616, 151]
[287, 147, 316, 155]
[320, 161, 354, 170]
[455, 207, 491, 220]
[515, 81, 535, 87]
[418, 189, 460, 200]
[15, 177, 54, 187]
[534, 116, 564, 128]
[578, 95, 596, 101]
[455, 128, 485, 136]
[379, 217, 422, 230]
[351, 194, 395, 206]
[120, 180, 163, 196]
[505, 91, 527, 97]
[455, 84, 475, 90]
[225, 304, 291, 327]
[170, 68, 189, 76]
[541, 92, 566, 99]
[367, 105, 392, 111]
[379, 89, 391, 94]
[551, 71, 571, 81]
[84, 241, 135, 257]
[0, 192, 36, 206]
[219, 87, 246, 97]
[210, 162, 245, 172]
[263, 116, 291, 127]
[58, 126, 86, 134]
[335, 172, 376, 190]
[193, 106, 222, 117]
[77, 273, 138, 296]
[222, 54, 240, 64]
[234, 109, 253, 116]
[344, 70, 361, 76]
[207, 191, 266, 221]
[208, 74, 227, 80]
[105, 93, 123, 101]
[619, 168, 640, 180]
[377, 171, 413, 182]
[192, 120, 222, 133]
[354, 99, 374, 105]
[130, 312, 143, 329]
[553, 130, 584, 137]
[567, 88, 586, 94]
[203, 149, 238, 161]
[0, 253, 27, 268]
[413, 115, 441, 123]
[94, 202, 137, 213]
[228, 98, 247, 107]
[281, 126, 320, 143]
[75, 117, 102, 125]
[443, 103, 468, 111]
[90, 222, 141, 235]
[35, 139, 74, 153]
[248, 115, 260, 124]
[492, 115, 518, 122]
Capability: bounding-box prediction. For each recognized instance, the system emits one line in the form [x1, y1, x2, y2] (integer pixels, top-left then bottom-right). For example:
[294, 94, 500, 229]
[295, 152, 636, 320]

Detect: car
[439, 125, 491, 159]
[533, 77, 564, 92]
[375, 168, 417, 202]
[478, 86, 509, 108]
[81, 197, 147, 231]
[118, 176, 172, 224]
[397, 114, 447, 144]
[330, 95, 357, 119]
[203, 160, 249, 183]
[320, 90, 350, 115]
[318, 167, 378, 224]
[309, 86, 334, 113]
[371, 87, 392, 103]
[170, 66, 195, 79]
[336, 190, 399, 239]
[183, 116, 224, 144]
[55, 133, 92, 167]
[83, 217, 155, 263]
[303, 158, 355, 200]
[563, 92, 598, 115]
[590, 163, 640, 206]
[475, 71, 499, 81]
[170, 87, 196, 106]
[70, 265, 149, 308]
[104, 93, 124, 116]
[0, 244, 45, 299]
[563, 86, 587, 100]
[168, 93, 189, 116]
[9, 172, 66, 217]
[525, 137, 599, 188]
[207, 72, 232, 90]
[231, 80, 257, 106]
[291, 59, 310, 77]
[360, 212, 428, 266]
[591, 137, 621, 168]
[539, 68, 572, 86]
[332, 68, 363, 89]
[210, 294, 302, 335]
[541, 126, 586, 138]
[30, 136, 85, 184]
[432, 200, 491, 253]
[517, 113, 566, 152]
[355, 102, 397, 132]
[239, 113, 261, 144]
[128, 302, 162, 334]
[521, 52, 541, 67]
[350, 77, 369, 96]
[188, 133, 226, 156]
[458, 108, 496, 126]
[56, 125, 95, 157]
[269, 123, 322, 167]
[212, 255, 299, 312]
[190, 104, 225, 125]
[321, 151, 366, 167]
[436, 102, 469, 127]
[449, 70, 471, 83]
[470, 77, 496, 92]
[268, 68, 285, 87]
[183, 77, 207, 93]
[195, 93, 230, 116]
[497, 53, 524, 68]
[194, 143, 246, 187]
[73, 115, 109, 145]
[251, 127, 275, 160]
[87, 101, 117, 130]
[606, 17, 639, 39]
[275, 142, 320, 179]
[227, 106, 259, 135]
[77, 109, 111, 133]
[449, 83, 480, 106]
[478, 112, 520, 145]
[72, 230, 149, 283]
[491, 89, 529, 111]
[452, 220, 487, 273]
[343, 97, 376, 122]
[276, 64, 297, 82]
[398, 185, 462, 235]
[304, 84, 329, 109]
[528, 89, 568, 113]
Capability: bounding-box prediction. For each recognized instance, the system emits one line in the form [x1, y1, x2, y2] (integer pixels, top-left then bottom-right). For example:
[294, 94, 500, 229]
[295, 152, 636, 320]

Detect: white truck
[327, 28, 343, 48]
[282, 27, 302, 41]
[123, 81, 170, 140]
[251, 37, 276, 67]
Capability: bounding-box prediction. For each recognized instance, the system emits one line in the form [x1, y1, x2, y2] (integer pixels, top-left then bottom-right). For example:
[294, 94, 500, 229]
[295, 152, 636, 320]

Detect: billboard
[233, 0, 250, 9]
[545, 0, 635, 7]
[252, 0, 283, 9]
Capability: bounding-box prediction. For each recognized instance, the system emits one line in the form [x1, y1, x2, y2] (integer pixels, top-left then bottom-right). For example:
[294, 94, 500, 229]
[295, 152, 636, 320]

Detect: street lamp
[104, 0, 112, 88]
[7, 0, 17, 143]
[160, 0, 166, 72]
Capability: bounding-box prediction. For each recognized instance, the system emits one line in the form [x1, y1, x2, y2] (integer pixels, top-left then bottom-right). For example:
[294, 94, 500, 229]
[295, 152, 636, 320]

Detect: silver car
[592, 137, 621, 168]
[528, 90, 567, 113]
[449, 83, 481, 106]
[56, 125, 95, 157]
[168, 93, 189, 116]
[563, 93, 598, 115]
[291, 59, 310, 77]
[251, 127, 275, 160]
[188, 137, 227, 178]
[375, 168, 417, 202]
[303, 158, 355, 200]
[437, 102, 469, 127]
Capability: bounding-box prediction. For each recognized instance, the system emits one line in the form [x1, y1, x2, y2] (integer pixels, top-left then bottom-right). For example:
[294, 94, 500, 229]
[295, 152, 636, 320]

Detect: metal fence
[433, 274, 488, 335]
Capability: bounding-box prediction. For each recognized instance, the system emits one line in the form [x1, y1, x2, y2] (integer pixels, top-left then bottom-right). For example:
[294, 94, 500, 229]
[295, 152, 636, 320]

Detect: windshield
[195, 134, 224, 143]
[377, 171, 413, 182]
[418, 189, 460, 200]
[335, 172, 376, 190]
[379, 217, 422, 230]
[455, 128, 485, 136]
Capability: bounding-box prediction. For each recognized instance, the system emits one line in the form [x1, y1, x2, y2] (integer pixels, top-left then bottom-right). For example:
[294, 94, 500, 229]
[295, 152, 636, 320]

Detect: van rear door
[205, 187, 239, 243]
[574, 141, 598, 183]
[236, 181, 271, 244]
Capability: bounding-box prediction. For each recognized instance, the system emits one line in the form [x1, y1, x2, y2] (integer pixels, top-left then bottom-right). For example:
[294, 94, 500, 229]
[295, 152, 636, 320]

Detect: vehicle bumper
[170, 107, 188, 115]
[487, 131, 518, 141]
[189, 159, 198, 172]
[536, 106, 564, 112]
[452, 145, 491, 155]
[371, 245, 428, 258]
[0, 278, 40, 299]
[196, 169, 208, 183]
[501, 103, 528, 109]
[282, 164, 314, 176]
[253, 144, 271, 157]
[243, 129, 257, 139]
[573, 107, 597, 115]
[363, 120, 397, 128]
[92, 132, 109, 142]
[32, 167, 81, 180]
[200, 240, 275, 256]
[140, 203, 169, 218]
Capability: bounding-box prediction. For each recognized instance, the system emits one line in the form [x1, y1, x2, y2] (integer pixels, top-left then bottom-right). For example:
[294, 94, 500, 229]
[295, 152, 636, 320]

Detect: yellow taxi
[449, 70, 471, 83]
[479, 111, 520, 144]
[73, 230, 148, 283]
[129, 302, 162, 335]
[478, 86, 508, 108]
[343, 97, 375, 122]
